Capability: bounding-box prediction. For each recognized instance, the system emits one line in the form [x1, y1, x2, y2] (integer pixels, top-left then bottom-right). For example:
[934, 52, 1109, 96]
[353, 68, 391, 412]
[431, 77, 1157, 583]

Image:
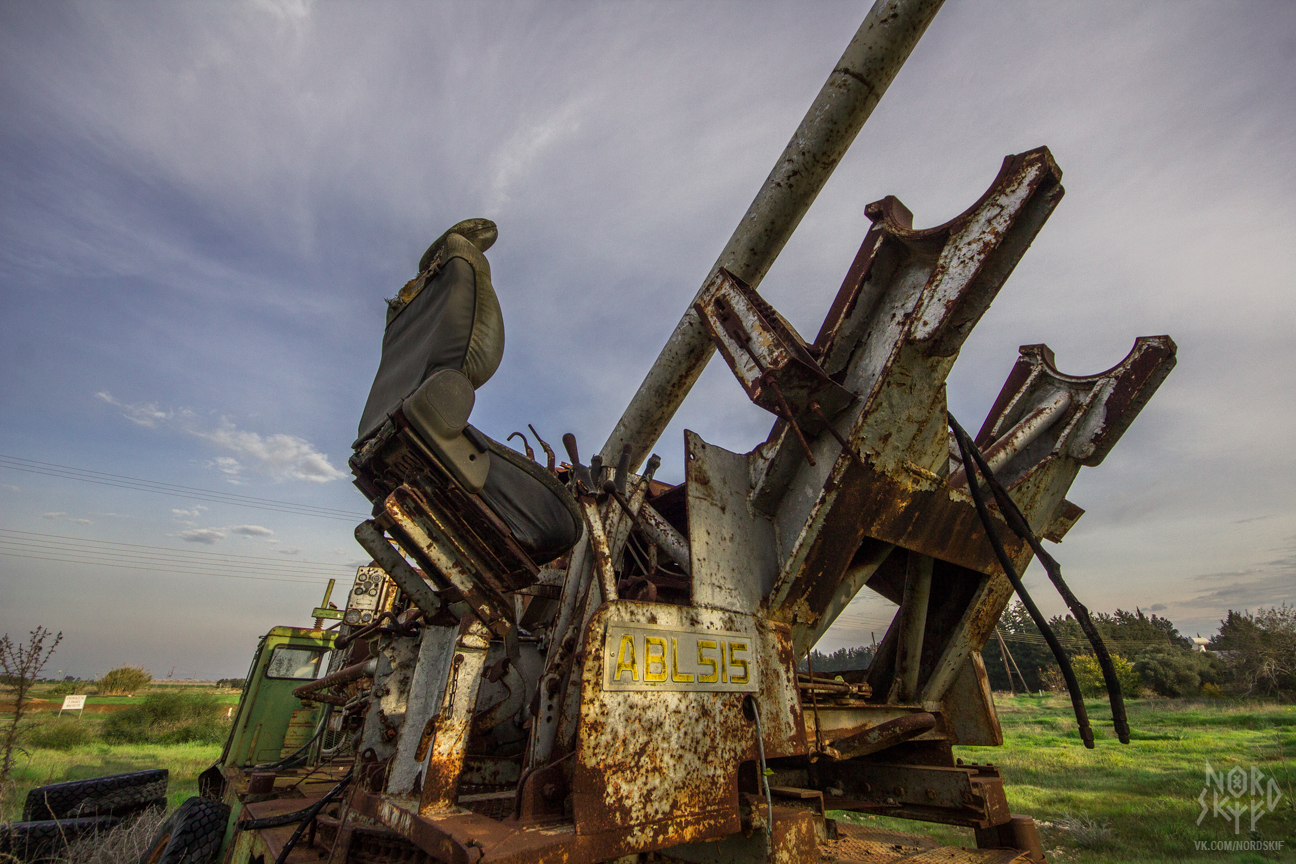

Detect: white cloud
[177, 528, 226, 544]
[229, 525, 274, 537]
[210, 457, 242, 477]
[278, 547, 301, 555]
[171, 508, 205, 518]
[2, 484, 20, 492]
[97, 392, 345, 483]
[192, 421, 345, 483]
[71, 518, 92, 525]
[96, 391, 172, 428]
[41, 512, 66, 519]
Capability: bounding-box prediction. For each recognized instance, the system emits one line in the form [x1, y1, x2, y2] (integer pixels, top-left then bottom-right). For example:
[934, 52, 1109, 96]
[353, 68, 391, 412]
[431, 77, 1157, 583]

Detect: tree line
[983, 601, 1296, 700]
[801, 602, 1296, 701]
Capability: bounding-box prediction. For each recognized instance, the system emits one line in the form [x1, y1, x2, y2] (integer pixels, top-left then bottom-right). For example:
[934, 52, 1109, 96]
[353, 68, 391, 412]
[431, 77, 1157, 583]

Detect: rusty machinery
[234, 2, 1177, 862]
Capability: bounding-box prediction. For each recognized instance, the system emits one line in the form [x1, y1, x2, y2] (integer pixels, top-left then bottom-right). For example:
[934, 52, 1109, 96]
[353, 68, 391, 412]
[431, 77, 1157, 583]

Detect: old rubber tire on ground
[138, 797, 229, 864]
[23, 768, 168, 820]
[0, 815, 120, 861]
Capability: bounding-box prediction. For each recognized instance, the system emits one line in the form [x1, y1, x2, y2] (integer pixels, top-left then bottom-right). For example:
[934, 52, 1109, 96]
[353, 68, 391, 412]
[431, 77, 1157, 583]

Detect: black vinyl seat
[354, 219, 581, 565]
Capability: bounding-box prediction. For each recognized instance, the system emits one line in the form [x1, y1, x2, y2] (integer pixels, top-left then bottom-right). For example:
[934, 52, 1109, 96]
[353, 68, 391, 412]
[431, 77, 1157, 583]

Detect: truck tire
[23, 768, 168, 821]
[0, 815, 120, 861]
[138, 797, 229, 864]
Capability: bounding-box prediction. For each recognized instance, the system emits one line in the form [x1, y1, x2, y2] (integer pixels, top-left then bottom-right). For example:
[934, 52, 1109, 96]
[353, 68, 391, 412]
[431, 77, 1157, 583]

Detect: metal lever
[562, 433, 594, 491]
[614, 443, 632, 496]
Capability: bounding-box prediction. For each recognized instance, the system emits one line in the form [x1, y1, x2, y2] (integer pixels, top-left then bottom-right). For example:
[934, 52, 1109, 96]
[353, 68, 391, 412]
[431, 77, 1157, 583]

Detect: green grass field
[841, 695, 1296, 862]
[1, 684, 237, 821]
[2, 740, 221, 818]
[4, 691, 1295, 861]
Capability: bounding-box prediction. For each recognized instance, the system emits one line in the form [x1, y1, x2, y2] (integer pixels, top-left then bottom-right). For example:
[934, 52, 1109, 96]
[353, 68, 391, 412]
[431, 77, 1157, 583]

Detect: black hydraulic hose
[251, 719, 328, 771]
[232, 768, 353, 861]
[238, 804, 320, 831]
[274, 772, 352, 864]
[948, 414, 1094, 749]
[949, 413, 1131, 744]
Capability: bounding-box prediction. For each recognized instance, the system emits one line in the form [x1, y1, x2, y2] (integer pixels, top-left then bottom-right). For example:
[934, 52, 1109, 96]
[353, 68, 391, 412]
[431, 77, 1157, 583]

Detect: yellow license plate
[603, 623, 757, 692]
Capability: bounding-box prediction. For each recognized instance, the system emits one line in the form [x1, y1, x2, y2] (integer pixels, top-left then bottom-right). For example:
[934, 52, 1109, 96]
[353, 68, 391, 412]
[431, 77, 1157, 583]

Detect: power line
[0, 549, 334, 586]
[0, 530, 357, 570]
[997, 631, 1179, 647]
[0, 454, 366, 522]
[0, 543, 348, 580]
[0, 529, 355, 585]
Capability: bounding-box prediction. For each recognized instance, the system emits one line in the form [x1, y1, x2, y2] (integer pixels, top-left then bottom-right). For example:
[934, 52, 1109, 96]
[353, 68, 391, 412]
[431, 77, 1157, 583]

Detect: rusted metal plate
[937, 652, 1002, 747]
[740, 152, 1066, 665]
[572, 602, 806, 845]
[358, 633, 421, 764]
[420, 619, 492, 814]
[969, 337, 1177, 486]
[695, 269, 854, 429]
[387, 625, 460, 795]
[685, 432, 778, 615]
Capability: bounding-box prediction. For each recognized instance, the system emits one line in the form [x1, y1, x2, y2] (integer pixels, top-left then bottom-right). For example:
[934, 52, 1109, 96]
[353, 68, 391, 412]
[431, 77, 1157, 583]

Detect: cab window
[265, 646, 325, 680]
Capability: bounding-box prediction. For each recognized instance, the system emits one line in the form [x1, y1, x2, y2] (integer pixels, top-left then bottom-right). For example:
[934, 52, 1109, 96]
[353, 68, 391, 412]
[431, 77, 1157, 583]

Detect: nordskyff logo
[1197, 762, 1284, 834]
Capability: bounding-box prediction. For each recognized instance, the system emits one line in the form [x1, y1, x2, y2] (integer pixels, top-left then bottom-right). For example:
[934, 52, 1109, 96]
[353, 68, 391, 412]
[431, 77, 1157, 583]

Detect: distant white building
[1191, 637, 1210, 653]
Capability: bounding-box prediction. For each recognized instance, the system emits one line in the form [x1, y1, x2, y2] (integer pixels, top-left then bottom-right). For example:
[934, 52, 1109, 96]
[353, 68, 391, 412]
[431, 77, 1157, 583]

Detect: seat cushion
[477, 433, 583, 564]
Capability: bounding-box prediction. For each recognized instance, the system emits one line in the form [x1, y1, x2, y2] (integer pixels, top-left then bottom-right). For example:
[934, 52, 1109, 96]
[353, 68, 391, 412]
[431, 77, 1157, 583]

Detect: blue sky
[1, 0, 1293, 678]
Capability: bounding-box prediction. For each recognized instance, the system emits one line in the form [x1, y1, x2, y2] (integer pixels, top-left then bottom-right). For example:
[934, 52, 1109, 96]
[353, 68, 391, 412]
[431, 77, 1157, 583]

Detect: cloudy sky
[1, 0, 1292, 678]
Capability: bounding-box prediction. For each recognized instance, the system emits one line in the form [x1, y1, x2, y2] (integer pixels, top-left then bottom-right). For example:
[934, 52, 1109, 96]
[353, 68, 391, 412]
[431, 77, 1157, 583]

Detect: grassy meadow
[0, 683, 239, 822]
[840, 694, 1296, 862]
[6, 686, 1296, 862]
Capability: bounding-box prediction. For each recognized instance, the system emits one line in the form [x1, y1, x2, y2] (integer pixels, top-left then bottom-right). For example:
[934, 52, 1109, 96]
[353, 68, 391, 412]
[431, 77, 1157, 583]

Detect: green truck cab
[204, 626, 338, 861]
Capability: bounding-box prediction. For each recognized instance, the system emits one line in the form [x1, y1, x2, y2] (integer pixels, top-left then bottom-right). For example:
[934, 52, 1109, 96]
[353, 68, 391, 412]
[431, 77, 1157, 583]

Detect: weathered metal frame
[229, 1, 1185, 861]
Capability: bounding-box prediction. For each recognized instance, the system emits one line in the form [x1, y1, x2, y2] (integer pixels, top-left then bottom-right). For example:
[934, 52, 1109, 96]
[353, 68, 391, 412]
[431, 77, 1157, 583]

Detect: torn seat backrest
[357, 232, 505, 444]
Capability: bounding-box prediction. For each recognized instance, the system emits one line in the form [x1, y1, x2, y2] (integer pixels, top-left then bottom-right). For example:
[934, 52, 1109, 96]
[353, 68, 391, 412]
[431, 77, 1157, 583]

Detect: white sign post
[59, 694, 87, 718]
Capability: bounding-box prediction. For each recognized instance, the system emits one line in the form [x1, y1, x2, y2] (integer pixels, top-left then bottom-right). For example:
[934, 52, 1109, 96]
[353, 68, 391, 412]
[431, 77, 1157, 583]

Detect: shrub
[216, 678, 246, 691]
[1038, 665, 1066, 693]
[26, 717, 92, 750]
[102, 690, 228, 745]
[98, 666, 152, 696]
[1201, 682, 1226, 699]
[1071, 654, 1142, 698]
[1133, 647, 1223, 697]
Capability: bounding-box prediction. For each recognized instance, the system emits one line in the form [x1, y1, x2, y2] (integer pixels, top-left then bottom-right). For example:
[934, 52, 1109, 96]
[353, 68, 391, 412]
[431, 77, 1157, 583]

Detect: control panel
[343, 565, 394, 626]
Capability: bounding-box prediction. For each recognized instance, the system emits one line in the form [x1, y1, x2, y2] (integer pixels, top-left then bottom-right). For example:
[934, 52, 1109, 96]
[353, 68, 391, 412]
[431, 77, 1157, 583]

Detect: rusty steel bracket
[819, 762, 1011, 829]
[382, 485, 515, 641]
[759, 148, 1069, 647]
[952, 337, 1177, 492]
[695, 268, 854, 465]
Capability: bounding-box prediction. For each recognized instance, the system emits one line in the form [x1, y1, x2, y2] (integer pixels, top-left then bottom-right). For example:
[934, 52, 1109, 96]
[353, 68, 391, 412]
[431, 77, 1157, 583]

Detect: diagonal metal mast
[600, 0, 945, 467]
